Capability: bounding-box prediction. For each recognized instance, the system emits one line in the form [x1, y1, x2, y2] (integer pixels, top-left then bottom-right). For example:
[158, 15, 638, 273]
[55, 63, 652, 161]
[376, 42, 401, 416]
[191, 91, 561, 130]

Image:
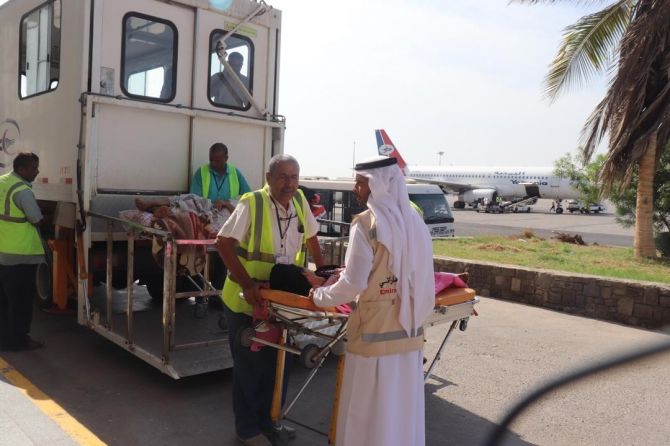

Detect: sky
[270, 0, 609, 177]
[0, 0, 610, 177]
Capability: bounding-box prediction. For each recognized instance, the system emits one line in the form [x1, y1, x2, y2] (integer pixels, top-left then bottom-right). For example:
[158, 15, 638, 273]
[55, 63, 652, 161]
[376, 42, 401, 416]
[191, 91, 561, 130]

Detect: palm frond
[544, 0, 633, 101]
[582, 0, 670, 192]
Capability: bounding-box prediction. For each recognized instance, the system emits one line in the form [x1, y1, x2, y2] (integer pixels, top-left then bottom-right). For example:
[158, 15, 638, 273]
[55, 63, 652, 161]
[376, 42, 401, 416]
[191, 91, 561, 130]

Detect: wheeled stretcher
[236, 281, 478, 444]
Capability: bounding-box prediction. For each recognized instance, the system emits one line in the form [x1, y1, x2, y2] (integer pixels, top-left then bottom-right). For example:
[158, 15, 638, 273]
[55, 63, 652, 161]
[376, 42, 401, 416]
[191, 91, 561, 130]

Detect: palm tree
[514, 0, 670, 257]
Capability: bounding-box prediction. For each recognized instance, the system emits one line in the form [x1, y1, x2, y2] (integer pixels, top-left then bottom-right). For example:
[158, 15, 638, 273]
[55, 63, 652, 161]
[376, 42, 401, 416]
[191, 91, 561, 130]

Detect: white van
[299, 178, 455, 237]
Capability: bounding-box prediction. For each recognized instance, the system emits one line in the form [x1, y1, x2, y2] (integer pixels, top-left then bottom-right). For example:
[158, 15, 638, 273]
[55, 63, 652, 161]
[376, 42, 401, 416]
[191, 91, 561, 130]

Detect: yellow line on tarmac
[0, 356, 106, 446]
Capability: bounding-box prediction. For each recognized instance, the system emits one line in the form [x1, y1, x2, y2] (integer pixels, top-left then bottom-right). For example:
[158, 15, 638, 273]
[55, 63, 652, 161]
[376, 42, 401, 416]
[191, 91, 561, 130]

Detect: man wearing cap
[310, 156, 435, 446]
[216, 154, 325, 446]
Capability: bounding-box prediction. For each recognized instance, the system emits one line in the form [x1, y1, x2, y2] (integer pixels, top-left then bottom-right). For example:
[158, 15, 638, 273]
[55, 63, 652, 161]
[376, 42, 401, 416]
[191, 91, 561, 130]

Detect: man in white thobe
[310, 156, 435, 446]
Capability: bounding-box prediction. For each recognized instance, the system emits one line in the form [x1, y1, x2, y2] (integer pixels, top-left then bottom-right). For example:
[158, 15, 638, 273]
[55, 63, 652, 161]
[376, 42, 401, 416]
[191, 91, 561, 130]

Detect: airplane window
[208, 30, 254, 110]
[121, 13, 177, 102]
[19, 0, 61, 99]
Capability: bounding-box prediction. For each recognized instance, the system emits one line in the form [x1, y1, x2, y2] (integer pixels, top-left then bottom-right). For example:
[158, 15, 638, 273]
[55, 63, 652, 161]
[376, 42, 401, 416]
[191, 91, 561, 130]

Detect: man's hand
[242, 283, 263, 306]
[302, 269, 325, 288]
[213, 200, 235, 212]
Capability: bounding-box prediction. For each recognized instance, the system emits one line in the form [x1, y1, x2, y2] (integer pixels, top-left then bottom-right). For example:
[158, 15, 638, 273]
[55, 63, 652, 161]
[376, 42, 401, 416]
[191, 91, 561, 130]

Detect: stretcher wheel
[238, 327, 255, 348]
[218, 314, 227, 331]
[459, 318, 469, 331]
[300, 343, 320, 369]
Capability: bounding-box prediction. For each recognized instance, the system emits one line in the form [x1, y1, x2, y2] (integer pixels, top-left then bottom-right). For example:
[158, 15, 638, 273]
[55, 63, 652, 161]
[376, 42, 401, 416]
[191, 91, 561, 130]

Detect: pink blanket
[434, 272, 467, 295]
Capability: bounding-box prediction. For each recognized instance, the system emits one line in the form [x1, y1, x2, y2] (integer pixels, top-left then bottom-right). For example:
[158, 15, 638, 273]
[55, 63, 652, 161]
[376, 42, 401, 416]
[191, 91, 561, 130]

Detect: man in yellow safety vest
[190, 142, 251, 213]
[0, 152, 45, 351]
[216, 154, 324, 446]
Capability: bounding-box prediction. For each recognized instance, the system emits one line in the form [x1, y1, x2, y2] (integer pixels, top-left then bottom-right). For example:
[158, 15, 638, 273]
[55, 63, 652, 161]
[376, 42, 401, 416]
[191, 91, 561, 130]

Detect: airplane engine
[460, 189, 498, 207]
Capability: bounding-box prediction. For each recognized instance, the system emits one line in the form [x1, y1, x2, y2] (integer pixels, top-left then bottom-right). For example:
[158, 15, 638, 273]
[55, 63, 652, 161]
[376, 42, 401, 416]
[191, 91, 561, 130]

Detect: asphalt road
[3, 297, 669, 446]
[450, 198, 634, 247]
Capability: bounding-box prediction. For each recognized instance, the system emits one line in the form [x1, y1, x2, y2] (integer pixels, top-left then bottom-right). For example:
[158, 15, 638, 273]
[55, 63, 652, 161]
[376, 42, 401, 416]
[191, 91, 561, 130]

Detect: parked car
[566, 199, 581, 213]
[581, 203, 605, 214]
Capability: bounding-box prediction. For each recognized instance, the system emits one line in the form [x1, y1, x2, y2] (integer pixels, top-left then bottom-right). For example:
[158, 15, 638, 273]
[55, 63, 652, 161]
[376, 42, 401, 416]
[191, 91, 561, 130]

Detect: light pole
[437, 151, 445, 166]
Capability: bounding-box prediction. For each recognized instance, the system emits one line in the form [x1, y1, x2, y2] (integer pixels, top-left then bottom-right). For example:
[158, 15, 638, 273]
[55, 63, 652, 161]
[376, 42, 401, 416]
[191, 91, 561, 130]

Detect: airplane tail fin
[375, 129, 408, 174]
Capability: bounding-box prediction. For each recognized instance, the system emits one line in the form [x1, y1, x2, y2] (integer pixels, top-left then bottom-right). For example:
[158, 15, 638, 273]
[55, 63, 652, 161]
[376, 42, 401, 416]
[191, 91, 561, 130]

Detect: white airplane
[375, 129, 580, 209]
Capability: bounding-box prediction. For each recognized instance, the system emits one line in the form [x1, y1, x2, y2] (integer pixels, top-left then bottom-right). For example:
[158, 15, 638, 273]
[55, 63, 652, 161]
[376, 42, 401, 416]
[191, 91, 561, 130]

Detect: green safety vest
[221, 186, 309, 314]
[0, 172, 44, 256]
[200, 163, 240, 200]
[409, 200, 424, 217]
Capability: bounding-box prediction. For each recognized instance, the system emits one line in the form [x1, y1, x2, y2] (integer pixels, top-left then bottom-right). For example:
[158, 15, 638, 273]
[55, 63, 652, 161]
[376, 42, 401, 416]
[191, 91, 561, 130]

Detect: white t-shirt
[218, 192, 319, 259]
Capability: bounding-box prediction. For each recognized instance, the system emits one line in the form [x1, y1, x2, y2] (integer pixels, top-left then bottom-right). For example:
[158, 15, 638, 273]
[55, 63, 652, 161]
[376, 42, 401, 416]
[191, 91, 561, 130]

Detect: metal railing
[87, 212, 226, 366]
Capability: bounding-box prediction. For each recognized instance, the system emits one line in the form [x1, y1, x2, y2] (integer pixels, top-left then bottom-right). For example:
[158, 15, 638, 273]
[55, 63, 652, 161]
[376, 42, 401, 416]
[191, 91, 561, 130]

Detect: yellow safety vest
[0, 172, 44, 256]
[222, 187, 309, 314]
[200, 163, 240, 200]
[409, 200, 423, 217]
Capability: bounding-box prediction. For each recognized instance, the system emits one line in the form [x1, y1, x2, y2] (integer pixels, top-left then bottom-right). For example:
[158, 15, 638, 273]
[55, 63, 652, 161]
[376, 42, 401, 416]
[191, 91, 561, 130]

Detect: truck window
[121, 13, 178, 102]
[208, 30, 254, 110]
[19, 0, 61, 99]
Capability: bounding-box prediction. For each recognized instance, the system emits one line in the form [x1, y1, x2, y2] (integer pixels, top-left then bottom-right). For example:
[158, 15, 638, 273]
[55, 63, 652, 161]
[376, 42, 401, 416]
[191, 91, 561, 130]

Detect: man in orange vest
[0, 152, 45, 351]
[310, 156, 435, 446]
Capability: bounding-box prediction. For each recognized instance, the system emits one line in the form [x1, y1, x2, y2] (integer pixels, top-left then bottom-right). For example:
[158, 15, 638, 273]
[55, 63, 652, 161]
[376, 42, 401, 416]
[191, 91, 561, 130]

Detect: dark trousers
[0, 264, 37, 350]
[224, 303, 290, 439]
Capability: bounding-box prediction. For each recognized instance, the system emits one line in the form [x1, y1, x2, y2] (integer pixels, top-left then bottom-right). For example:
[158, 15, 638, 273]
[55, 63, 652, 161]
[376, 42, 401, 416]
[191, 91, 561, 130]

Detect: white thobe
[312, 221, 426, 446]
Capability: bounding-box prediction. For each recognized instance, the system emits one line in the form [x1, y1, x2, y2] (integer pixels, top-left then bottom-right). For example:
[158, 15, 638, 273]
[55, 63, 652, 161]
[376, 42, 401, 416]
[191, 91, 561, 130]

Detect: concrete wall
[434, 256, 670, 329]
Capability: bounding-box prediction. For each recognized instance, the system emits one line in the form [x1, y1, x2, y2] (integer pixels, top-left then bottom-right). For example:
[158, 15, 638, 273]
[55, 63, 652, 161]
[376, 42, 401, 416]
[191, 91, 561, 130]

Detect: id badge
[275, 255, 290, 265]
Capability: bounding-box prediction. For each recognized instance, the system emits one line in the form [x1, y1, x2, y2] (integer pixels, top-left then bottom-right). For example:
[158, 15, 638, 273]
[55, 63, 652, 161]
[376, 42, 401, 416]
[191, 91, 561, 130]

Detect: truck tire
[34, 259, 52, 309]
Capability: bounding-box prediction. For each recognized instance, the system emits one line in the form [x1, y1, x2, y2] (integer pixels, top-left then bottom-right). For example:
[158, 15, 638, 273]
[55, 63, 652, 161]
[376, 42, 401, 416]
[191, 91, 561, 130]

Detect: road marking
[0, 356, 106, 446]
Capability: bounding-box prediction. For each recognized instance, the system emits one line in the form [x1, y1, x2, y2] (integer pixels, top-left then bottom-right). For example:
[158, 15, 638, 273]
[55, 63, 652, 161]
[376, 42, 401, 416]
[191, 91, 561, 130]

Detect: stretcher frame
[424, 292, 480, 382]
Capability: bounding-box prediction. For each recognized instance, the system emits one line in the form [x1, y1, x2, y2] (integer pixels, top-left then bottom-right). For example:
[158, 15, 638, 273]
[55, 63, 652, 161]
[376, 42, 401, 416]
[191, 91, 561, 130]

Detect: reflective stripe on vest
[221, 187, 308, 314]
[200, 163, 240, 200]
[361, 327, 424, 343]
[0, 173, 44, 256]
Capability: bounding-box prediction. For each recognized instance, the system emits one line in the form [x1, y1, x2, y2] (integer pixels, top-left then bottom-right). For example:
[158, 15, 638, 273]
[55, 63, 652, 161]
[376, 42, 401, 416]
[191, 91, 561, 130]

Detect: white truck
[1, 0, 284, 378]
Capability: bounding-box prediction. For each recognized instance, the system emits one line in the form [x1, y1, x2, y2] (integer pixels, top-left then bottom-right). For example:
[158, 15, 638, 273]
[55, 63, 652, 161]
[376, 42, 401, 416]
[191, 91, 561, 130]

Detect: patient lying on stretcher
[119, 194, 232, 276]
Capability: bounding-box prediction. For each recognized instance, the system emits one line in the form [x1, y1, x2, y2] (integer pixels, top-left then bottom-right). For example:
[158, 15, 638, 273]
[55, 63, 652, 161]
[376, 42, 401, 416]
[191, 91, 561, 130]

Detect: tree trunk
[634, 133, 658, 258]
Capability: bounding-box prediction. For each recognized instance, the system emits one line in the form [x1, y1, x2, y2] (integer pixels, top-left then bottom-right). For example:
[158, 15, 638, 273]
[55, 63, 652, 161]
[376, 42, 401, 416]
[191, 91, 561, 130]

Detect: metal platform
[89, 283, 232, 378]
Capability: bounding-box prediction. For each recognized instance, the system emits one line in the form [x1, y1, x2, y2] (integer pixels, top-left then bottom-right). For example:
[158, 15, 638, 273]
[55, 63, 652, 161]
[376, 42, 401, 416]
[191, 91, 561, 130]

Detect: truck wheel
[34, 259, 53, 309]
[144, 274, 164, 302]
[218, 314, 227, 331]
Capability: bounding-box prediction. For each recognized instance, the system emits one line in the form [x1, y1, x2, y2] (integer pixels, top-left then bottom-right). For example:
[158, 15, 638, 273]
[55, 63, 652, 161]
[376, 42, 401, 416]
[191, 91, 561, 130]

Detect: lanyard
[270, 196, 295, 253]
[213, 169, 227, 193]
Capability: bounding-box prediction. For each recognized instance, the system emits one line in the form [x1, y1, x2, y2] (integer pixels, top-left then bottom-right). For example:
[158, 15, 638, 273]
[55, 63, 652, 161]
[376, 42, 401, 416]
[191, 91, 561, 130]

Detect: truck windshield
[409, 194, 454, 223]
